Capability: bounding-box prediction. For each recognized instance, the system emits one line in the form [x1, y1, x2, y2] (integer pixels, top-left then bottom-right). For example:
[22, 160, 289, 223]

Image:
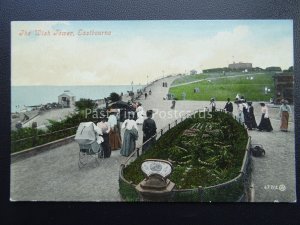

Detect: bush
[265, 66, 282, 72]
[110, 92, 121, 102]
[11, 105, 97, 153]
[75, 98, 95, 112]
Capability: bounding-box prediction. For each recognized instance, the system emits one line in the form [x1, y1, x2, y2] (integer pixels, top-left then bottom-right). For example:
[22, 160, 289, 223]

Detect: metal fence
[11, 126, 78, 153]
[119, 108, 252, 202]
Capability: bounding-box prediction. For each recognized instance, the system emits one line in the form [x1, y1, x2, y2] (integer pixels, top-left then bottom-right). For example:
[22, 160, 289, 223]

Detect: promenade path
[11, 76, 296, 202]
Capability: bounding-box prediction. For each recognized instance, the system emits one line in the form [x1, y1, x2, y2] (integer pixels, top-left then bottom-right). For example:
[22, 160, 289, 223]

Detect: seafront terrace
[10, 76, 296, 202]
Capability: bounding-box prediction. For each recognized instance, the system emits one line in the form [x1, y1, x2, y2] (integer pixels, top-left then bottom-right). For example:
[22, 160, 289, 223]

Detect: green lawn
[169, 73, 274, 101]
[171, 72, 249, 86]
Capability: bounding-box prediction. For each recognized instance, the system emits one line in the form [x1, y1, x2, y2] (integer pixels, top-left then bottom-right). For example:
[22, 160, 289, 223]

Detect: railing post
[137, 147, 140, 157]
[168, 123, 171, 130]
[175, 120, 177, 125]
[32, 128, 37, 147]
[161, 129, 163, 136]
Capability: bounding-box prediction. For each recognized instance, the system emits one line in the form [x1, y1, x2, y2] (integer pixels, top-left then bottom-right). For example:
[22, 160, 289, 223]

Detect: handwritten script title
[18, 29, 112, 37]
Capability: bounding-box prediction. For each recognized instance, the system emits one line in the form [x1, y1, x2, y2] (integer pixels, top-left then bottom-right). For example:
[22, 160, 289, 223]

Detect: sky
[11, 20, 293, 86]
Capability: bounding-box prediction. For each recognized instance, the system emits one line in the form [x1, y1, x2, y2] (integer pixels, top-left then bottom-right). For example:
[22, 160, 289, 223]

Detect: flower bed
[120, 111, 249, 201]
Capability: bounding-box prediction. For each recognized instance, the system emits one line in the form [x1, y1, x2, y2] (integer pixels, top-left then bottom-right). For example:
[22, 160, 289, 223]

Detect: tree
[265, 66, 282, 72]
[75, 98, 94, 111]
[110, 92, 121, 102]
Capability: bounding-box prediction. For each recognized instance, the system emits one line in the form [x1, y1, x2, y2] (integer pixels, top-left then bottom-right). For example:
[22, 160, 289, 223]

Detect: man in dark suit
[142, 110, 157, 153]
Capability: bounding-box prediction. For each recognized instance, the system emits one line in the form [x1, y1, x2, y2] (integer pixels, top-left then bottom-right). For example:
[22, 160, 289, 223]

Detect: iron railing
[11, 126, 78, 153]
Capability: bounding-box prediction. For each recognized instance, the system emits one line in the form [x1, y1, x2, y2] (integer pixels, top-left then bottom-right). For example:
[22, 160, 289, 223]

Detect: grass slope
[169, 73, 274, 101]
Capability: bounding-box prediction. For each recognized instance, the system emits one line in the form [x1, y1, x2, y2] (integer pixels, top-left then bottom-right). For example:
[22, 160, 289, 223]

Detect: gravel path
[10, 77, 296, 202]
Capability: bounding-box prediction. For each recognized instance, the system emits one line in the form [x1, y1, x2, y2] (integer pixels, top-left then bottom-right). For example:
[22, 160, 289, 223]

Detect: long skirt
[280, 111, 289, 131]
[101, 133, 111, 158]
[109, 128, 122, 150]
[236, 112, 244, 124]
[120, 129, 138, 157]
[117, 121, 122, 142]
[257, 114, 273, 132]
[245, 113, 257, 130]
[136, 111, 144, 124]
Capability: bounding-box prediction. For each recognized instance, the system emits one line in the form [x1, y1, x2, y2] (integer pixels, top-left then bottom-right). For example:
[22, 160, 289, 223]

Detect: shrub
[110, 92, 121, 102]
[75, 98, 95, 112]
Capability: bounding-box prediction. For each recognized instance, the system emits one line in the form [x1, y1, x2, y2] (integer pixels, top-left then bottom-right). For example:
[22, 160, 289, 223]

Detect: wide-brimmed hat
[108, 109, 118, 113]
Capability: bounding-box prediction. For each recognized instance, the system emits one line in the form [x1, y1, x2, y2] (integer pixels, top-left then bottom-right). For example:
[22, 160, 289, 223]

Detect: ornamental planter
[119, 111, 251, 202]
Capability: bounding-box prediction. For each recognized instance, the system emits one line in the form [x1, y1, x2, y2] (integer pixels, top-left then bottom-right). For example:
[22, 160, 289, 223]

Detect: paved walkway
[248, 107, 296, 202]
[10, 77, 296, 202]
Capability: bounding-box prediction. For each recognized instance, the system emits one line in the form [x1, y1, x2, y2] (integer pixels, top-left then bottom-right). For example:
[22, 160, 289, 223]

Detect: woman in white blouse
[257, 103, 273, 132]
[135, 102, 145, 125]
[120, 114, 139, 157]
[279, 99, 292, 132]
[236, 100, 245, 124]
[107, 110, 122, 150]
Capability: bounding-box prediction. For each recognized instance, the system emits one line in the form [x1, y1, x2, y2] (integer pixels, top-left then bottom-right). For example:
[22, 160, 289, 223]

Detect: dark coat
[142, 118, 157, 152]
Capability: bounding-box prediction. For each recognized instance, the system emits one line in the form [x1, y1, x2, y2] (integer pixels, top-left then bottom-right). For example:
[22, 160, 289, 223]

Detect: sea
[11, 85, 144, 113]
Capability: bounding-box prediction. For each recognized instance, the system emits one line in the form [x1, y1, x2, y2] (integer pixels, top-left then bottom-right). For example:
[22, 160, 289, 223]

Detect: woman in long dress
[236, 100, 245, 125]
[136, 102, 145, 125]
[279, 100, 292, 132]
[97, 116, 111, 158]
[242, 100, 250, 128]
[246, 102, 257, 130]
[108, 110, 122, 150]
[257, 103, 273, 132]
[120, 114, 139, 157]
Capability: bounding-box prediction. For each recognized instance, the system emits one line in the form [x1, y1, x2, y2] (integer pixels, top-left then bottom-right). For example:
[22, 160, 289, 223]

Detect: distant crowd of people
[210, 96, 292, 132]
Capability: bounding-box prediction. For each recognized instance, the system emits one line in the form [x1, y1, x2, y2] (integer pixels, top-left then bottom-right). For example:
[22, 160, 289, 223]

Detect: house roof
[58, 91, 75, 97]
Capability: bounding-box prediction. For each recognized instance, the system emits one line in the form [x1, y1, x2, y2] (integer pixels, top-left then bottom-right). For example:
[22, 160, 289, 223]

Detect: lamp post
[131, 81, 133, 93]
[147, 75, 149, 85]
